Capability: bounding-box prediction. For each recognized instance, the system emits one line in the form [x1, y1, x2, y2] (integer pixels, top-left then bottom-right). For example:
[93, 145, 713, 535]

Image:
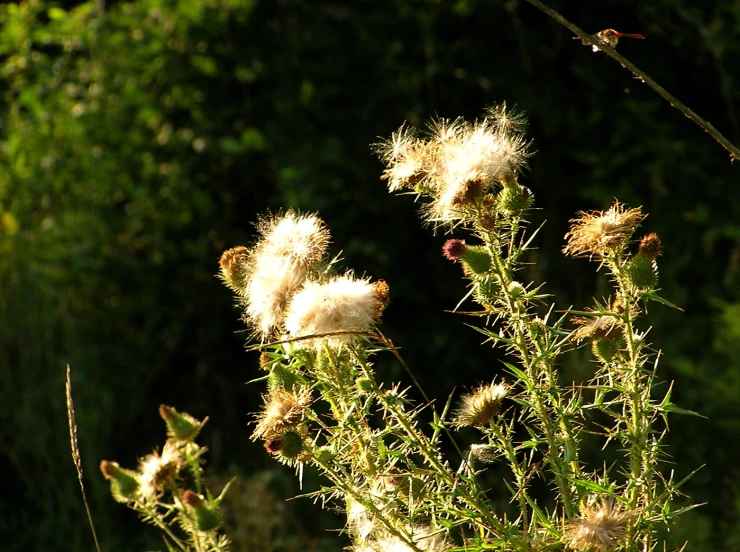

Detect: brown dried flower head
[452, 381, 508, 428]
[564, 202, 645, 258]
[638, 232, 662, 260]
[252, 387, 311, 440]
[219, 246, 251, 294]
[564, 498, 631, 551]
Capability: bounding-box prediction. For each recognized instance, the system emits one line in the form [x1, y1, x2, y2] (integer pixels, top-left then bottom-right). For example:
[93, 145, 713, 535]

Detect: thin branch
[524, 0, 740, 163]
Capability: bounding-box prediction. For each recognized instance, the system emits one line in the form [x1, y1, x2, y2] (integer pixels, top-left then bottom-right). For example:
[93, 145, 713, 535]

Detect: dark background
[1, 0, 738, 549]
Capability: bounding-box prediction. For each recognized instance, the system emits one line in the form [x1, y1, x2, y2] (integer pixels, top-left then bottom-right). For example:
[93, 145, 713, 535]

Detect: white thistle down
[377, 105, 531, 227]
[427, 116, 529, 224]
[353, 525, 451, 552]
[284, 274, 389, 349]
[137, 440, 182, 500]
[244, 211, 330, 338]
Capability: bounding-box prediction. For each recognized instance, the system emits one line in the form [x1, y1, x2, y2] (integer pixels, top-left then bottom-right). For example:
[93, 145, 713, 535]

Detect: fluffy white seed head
[137, 440, 182, 501]
[245, 254, 310, 338]
[284, 275, 389, 349]
[564, 498, 631, 551]
[378, 125, 427, 192]
[377, 106, 532, 228]
[353, 525, 450, 552]
[427, 117, 529, 224]
[242, 211, 330, 339]
[256, 211, 330, 266]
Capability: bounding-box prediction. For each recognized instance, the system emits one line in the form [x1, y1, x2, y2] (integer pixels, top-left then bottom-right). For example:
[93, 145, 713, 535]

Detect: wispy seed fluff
[452, 381, 509, 428]
[572, 314, 623, 342]
[564, 202, 645, 259]
[564, 499, 631, 551]
[223, 211, 330, 339]
[377, 104, 531, 226]
[378, 124, 428, 192]
[284, 275, 390, 349]
[137, 440, 183, 500]
[252, 387, 312, 441]
[354, 525, 451, 552]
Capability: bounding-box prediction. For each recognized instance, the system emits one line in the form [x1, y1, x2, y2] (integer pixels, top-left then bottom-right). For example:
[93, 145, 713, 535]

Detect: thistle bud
[442, 239, 467, 261]
[626, 253, 658, 289]
[474, 275, 501, 303]
[264, 429, 304, 460]
[496, 180, 533, 215]
[592, 337, 621, 363]
[355, 377, 375, 395]
[218, 246, 250, 294]
[507, 281, 525, 300]
[442, 240, 492, 275]
[159, 405, 204, 442]
[372, 280, 391, 321]
[314, 446, 335, 464]
[638, 233, 662, 260]
[182, 491, 222, 531]
[100, 460, 139, 503]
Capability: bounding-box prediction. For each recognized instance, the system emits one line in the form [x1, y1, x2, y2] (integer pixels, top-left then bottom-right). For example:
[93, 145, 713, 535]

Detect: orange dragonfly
[579, 29, 645, 52]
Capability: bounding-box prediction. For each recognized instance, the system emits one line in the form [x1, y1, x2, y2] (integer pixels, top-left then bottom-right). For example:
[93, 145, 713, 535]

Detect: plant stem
[139, 501, 189, 550]
[489, 422, 529, 531]
[610, 255, 653, 552]
[485, 226, 577, 517]
[523, 0, 740, 162]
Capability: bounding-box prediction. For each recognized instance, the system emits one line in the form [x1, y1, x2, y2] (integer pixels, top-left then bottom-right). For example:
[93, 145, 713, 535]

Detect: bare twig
[66, 365, 102, 552]
[524, 0, 740, 162]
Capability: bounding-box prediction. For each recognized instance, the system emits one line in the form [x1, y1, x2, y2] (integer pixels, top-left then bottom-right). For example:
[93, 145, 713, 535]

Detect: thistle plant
[102, 104, 695, 551]
[100, 405, 232, 552]
[220, 104, 697, 551]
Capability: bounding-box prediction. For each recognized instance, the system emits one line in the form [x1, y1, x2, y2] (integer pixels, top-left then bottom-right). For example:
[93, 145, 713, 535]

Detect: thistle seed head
[377, 106, 532, 228]
[564, 498, 632, 551]
[452, 381, 508, 428]
[137, 440, 183, 500]
[284, 274, 389, 349]
[252, 387, 311, 440]
[572, 314, 623, 342]
[564, 202, 645, 258]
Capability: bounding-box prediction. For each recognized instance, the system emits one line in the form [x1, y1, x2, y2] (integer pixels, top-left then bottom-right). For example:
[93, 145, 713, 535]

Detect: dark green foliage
[1, 0, 739, 549]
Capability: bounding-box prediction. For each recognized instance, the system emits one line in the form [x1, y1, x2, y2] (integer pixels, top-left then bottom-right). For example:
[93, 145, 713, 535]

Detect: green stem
[485, 230, 577, 517]
[609, 254, 652, 552]
[138, 500, 189, 551]
[311, 455, 424, 552]
[489, 422, 529, 531]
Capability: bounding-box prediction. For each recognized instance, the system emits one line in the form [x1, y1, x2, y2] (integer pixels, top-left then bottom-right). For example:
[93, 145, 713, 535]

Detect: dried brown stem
[66, 365, 102, 552]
